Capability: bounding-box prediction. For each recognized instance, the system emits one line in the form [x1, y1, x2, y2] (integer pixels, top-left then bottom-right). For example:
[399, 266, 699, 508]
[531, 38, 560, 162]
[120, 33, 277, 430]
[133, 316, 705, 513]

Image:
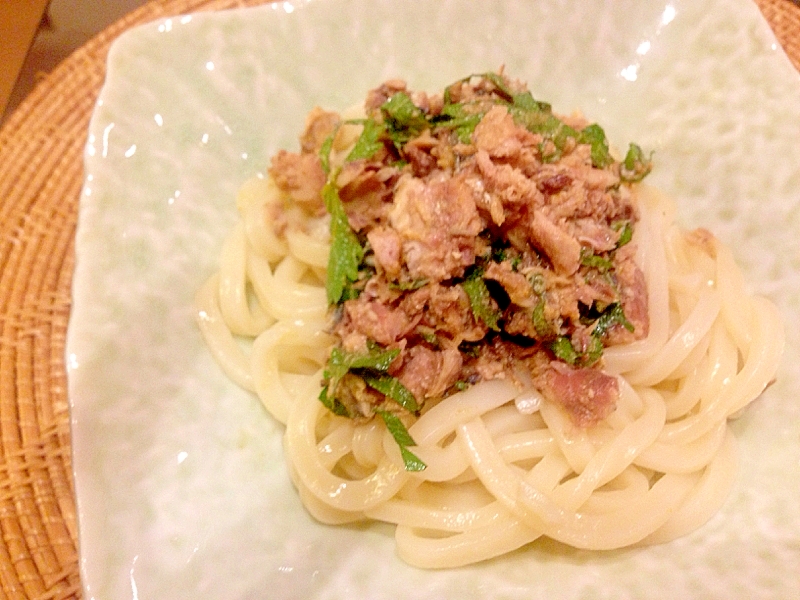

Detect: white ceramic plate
[68, 0, 800, 598]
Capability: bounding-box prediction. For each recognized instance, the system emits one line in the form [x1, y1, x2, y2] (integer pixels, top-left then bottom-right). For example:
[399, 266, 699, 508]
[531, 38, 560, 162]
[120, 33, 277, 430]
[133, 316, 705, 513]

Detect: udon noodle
[195, 74, 783, 568]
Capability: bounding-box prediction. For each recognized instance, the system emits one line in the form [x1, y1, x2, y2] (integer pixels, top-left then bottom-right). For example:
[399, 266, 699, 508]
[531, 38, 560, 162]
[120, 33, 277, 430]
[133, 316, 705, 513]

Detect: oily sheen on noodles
[195, 75, 782, 568]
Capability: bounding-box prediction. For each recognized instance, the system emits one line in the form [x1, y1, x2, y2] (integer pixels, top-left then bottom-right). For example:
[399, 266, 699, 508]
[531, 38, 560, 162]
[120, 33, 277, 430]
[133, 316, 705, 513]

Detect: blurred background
[1, 0, 148, 123]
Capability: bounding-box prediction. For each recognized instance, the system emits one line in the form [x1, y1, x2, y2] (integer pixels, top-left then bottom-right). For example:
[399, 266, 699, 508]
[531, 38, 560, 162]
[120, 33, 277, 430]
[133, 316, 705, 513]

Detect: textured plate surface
[68, 0, 800, 598]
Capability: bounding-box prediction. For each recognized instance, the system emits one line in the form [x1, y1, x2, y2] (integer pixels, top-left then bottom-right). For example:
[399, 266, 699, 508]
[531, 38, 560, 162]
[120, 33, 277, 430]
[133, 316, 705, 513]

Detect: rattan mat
[0, 0, 798, 597]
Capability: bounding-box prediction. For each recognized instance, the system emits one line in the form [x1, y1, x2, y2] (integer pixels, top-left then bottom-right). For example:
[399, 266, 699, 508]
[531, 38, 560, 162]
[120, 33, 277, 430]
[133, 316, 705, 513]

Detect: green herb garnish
[376, 410, 426, 471]
[620, 143, 653, 182]
[346, 118, 386, 161]
[580, 247, 614, 272]
[511, 90, 552, 113]
[318, 384, 350, 417]
[319, 129, 337, 174]
[437, 102, 483, 143]
[462, 271, 501, 331]
[389, 278, 428, 291]
[613, 220, 633, 247]
[592, 303, 634, 338]
[324, 181, 364, 305]
[550, 303, 633, 367]
[532, 298, 551, 338]
[381, 92, 429, 148]
[550, 336, 580, 365]
[320, 345, 423, 470]
[321, 345, 418, 411]
[364, 373, 419, 412]
[582, 335, 605, 367]
[577, 123, 613, 169]
[324, 345, 400, 383]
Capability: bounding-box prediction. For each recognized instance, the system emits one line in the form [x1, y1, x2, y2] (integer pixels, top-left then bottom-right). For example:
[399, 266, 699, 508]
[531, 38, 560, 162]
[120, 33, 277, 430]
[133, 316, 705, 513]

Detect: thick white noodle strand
[218, 222, 273, 336]
[250, 321, 331, 424]
[603, 185, 671, 374]
[194, 274, 255, 391]
[237, 175, 289, 263]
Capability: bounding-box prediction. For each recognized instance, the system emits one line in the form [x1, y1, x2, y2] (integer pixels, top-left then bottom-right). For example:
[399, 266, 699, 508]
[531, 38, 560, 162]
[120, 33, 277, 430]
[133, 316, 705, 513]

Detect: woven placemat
[0, 0, 797, 597]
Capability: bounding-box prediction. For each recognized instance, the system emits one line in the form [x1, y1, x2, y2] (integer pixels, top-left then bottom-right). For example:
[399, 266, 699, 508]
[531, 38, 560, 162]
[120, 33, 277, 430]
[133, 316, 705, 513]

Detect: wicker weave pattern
[0, 3, 264, 598]
[0, 0, 796, 597]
